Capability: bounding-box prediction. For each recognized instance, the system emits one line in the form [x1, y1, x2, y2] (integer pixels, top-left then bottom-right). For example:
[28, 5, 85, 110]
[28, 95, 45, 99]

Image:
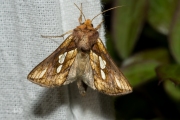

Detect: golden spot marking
[59, 52, 67, 64]
[57, 65, 62, 73]
[99, 56, 106, 69]
[115, 76, 122, 88]
[101, 70, 106, 80]
[34, 68, 47, 79]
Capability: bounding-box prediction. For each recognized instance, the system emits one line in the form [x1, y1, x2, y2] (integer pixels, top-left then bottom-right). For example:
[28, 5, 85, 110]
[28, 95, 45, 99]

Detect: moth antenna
[91, 6, 123, 22]
[74, 3, 86, 21]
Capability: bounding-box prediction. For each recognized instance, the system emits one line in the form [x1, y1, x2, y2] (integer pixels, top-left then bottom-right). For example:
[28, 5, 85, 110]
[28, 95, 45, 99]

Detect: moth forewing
[27, 35, 78, 87]
[90, 38, 132, 95]
[27, 4, 132, 96]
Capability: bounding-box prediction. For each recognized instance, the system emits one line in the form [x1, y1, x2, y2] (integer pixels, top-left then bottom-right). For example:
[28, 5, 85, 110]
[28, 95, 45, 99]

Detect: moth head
[74, 3, 121, 31]
[78, 19, 94, 31]
[84, 19, 93, 28]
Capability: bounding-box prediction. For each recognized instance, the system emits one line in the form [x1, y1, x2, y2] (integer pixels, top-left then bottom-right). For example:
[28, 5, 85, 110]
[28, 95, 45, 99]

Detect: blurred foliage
[102, 0, 180, 119]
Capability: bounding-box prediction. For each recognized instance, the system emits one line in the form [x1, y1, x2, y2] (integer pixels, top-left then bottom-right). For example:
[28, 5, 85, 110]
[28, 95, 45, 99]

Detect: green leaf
[112, 0, 147, 59]
[106, 32, 120, 60]
[164, 80, 180, 102]
[122, 48, 170, 65]
[156, 64, 180, 101]
[147, 0, 178, 34]
[169, 3, 180, 64]
[121, 48, 170, 87]
[122, 61, 159, 87]
[156, 64, 180, 83]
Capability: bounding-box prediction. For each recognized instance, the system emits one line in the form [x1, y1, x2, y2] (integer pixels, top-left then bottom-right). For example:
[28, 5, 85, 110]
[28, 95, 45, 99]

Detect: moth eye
[91, 24, 93, 27]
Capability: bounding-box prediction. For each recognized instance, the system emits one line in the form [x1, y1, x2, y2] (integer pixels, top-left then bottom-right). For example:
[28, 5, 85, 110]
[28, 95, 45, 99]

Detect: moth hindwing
[27, 4, 132, 96]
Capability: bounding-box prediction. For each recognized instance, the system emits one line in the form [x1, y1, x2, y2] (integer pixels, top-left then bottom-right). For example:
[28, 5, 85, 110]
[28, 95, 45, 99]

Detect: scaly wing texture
[90, 38, 132, 95]
[27, 35, 77, 87]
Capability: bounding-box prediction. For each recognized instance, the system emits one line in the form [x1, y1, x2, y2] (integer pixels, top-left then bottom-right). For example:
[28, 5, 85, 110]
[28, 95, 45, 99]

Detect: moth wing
[27, 35, 78, 87]
[90, 38, 132, 95]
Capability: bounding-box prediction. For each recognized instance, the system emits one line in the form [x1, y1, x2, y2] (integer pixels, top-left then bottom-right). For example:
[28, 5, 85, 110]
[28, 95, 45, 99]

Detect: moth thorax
[77, 35, 91, 52]
[73, 29, 99, 52]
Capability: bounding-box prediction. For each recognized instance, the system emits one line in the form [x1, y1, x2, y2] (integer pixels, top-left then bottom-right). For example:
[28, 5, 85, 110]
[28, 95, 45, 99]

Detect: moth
[27, 4, 132, 96]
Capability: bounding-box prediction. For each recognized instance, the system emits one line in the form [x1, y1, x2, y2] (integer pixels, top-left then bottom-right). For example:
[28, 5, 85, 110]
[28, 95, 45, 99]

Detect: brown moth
[27, 4, 132, 96]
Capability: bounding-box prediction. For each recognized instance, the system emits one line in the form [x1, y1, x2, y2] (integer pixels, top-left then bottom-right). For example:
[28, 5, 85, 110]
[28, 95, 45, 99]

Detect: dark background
[101, 0, 180, 119]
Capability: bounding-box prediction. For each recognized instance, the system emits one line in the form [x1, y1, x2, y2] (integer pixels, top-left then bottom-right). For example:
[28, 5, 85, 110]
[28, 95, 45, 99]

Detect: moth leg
[77, 80, 87, 96]
[41, 30, 73, 39]
[78, 3, 83, 24]
[95, 20, 104, 30]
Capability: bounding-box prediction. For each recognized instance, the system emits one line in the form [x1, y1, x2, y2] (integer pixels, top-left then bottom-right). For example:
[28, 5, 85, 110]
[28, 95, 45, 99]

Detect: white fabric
[0, 0, 115, 120]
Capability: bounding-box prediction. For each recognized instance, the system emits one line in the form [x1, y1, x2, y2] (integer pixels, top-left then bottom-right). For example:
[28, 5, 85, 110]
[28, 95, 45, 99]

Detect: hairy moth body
[27, 4, 132, 96]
